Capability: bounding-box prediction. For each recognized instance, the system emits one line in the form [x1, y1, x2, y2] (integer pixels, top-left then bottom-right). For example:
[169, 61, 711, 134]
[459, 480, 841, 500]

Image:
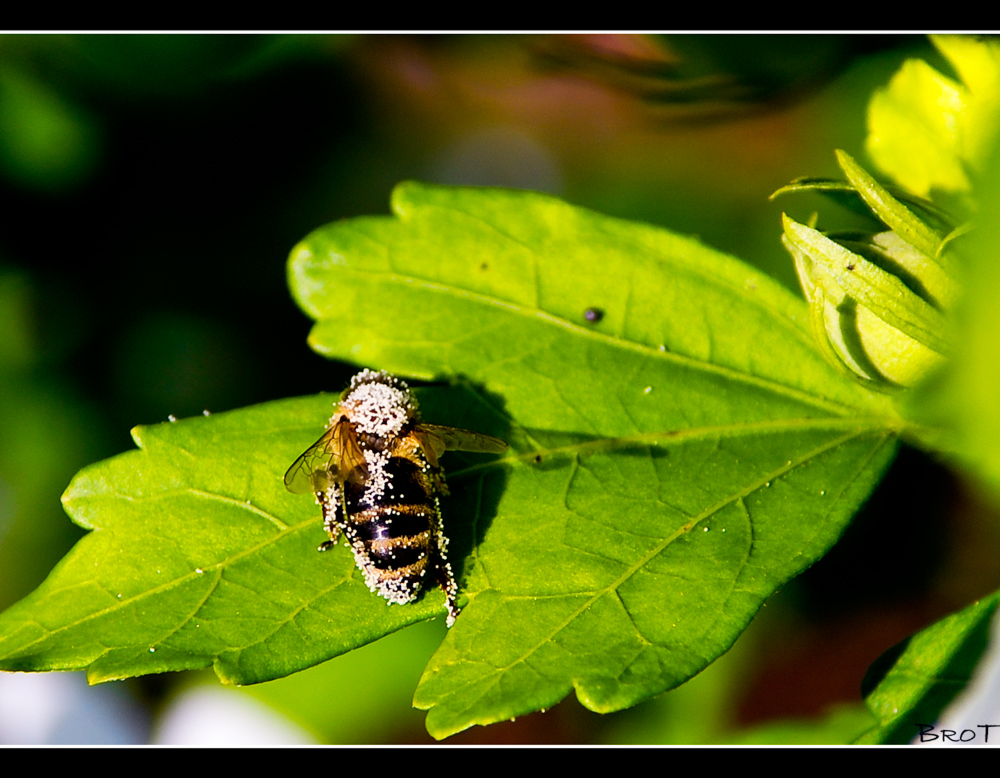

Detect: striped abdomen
[343, 456, 441, 604]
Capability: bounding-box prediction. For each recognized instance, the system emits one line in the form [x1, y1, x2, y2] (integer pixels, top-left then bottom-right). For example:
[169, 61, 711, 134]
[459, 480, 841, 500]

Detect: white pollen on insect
[361, 448, 393, 504]
[341, 372, 416, 438]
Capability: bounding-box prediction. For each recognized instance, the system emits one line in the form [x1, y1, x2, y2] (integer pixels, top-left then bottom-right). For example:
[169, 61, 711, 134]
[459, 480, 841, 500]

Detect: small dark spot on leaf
[846, 263, 855, 271]
[584, 307, 604, 323]
[534, 454, 543, 464]
[481, 262, 489, 271]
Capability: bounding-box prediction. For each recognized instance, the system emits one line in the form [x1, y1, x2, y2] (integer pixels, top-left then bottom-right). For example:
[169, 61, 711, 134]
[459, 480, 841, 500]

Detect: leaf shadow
[412, 377, 514, 600]
[416, 376, 673, 591]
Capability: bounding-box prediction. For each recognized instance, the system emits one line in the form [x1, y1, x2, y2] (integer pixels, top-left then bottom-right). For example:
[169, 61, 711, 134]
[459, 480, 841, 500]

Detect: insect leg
[436, 559, 460, 627]
[317, 483, 345, 552]
[427, 464, 449, 496]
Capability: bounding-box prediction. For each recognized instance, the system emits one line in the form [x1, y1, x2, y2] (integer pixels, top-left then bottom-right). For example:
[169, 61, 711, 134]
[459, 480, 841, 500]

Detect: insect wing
[331, 416, 367, 482]
[415, 424, 508, 461]
[284, 429, 337, 494]
[283, 417, 366, 494]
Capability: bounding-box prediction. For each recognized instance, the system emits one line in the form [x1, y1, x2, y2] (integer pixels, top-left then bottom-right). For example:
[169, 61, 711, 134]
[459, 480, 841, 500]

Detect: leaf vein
[483, 425, 892, 680]
[366, 266, 866, 416]
[116, 488, 290, 531]
[449, 416, 899, 480]
[152, 568, 222, 648]
[418, 197, 820, 364]
[1, 518, 319, 658]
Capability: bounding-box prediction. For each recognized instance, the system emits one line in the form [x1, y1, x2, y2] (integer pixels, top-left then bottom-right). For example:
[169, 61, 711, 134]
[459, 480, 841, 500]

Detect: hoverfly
[284, 369, 507, 626]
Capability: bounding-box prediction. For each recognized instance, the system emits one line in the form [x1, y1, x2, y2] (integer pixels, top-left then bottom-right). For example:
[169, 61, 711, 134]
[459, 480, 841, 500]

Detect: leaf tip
[834, 148, 854, 168]
[781, 212, 803, 234]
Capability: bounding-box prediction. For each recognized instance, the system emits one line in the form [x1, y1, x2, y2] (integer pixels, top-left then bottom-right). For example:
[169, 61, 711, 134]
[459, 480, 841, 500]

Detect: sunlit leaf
[781, 214, 949, 355]
[290, 183, 900, 737]
[0, 183, 903, 740]
[770, 176, 955, 231]
[856, 591, 1000, 745]
[866, 35, 1000, 202]
[909, 132, 1000, 503]
[834, 150, 944, 262]
[0, 394, 463, 685]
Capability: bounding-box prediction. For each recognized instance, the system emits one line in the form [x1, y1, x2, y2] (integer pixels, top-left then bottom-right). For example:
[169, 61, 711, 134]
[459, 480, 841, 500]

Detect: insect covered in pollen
[284, 369, 508, 626]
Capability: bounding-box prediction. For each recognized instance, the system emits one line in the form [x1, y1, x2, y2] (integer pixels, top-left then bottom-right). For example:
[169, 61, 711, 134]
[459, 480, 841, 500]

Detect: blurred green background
[1, 33, 996, 744]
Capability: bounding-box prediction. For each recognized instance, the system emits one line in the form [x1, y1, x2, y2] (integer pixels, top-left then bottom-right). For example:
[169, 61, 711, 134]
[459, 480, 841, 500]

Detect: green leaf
[866, 35, 1000, 201]
[770, 177, 955, 232]
[0, 183, 904, 739]
[836, 232, 959, 312]
[909, 128, 1000, 502]
[855, 591, 1000, 745]
[289, 182, 901, 737]
[834, 150, 944, 263]
[866, 55, 970, 198]
[931, 35, 1000, 179]
[0, 394, 460, 685]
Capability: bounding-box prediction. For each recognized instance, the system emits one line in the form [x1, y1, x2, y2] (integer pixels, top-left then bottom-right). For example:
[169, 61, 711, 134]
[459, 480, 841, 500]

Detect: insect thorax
[339, 370, 418, 440]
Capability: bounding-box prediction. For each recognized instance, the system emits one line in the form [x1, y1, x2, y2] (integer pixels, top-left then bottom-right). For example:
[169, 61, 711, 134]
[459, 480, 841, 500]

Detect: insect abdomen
[343, 456, 440, 604]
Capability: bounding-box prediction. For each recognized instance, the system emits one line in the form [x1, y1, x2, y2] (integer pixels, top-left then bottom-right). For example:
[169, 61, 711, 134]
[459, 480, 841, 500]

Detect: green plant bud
[854, 302, 947, 386]
[783, 214, 950, 388]
[775, 152, 960, 390]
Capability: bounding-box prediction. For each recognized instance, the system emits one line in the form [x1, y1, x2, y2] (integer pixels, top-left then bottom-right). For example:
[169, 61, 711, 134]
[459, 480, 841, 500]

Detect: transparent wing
[283, 417, 365, 494]
[415, 424, 508, 462]
[284, 428, 337, 495]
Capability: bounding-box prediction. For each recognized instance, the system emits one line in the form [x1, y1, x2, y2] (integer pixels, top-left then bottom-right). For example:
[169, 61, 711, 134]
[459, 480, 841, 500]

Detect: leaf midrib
[406, 198, 824, 369]
[0, 493, 321, 659]
[3, 416, 898, 669]
[331, 261, 876, 418]
[434, 424, 895, 710]
[447, 415, 901, 480]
